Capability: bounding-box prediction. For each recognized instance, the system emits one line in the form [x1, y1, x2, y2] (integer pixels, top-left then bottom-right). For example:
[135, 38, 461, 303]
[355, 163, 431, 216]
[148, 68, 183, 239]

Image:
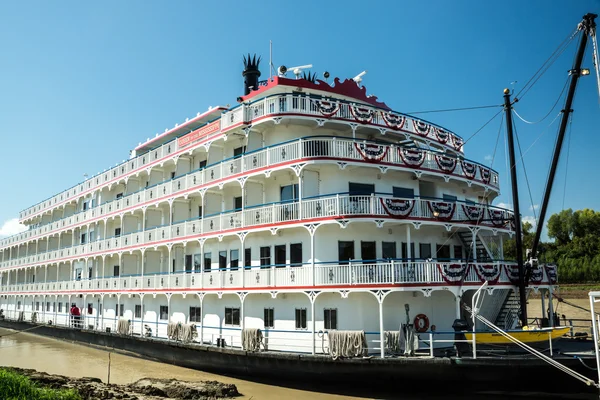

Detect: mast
[530, 13, 597, 258]
[503, 89, 528, 326]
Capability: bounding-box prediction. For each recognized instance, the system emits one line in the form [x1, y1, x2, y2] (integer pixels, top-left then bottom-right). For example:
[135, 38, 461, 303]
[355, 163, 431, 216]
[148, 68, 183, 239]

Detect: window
[295, 308, 307, 329]
[83, 201, 88, 211]
[402, 242, 415, 260]
[392, 186, 415, 199]
[264, 308, 274, 328]
[219, 251, 227, 270]
[234, 145, 246, 157]
[198, 206, 203, 218]
[80, 233, 86, 244]
[324, 308, 338, 330]
[53, 302, 56, 312]
[275, 244, 286, 267]
[199, 160, 207, 169]
[171, 172, 175, 180]
[185, 255, 192, 272]
[244, 248, 251, 268]
[280, 184, 299, 202]
[260, 246, 271, 267]
[204, 252, 212, 272]
[89, 231, 95, 242]
[159, 306, 169, 320]
[361, 241, 376, 263]
[437, 244, 450, 260]
[349, 182, 375, 196]
[58, 303, 63, 313]
[46, 302, 50, 312]
[65, 303, 69, 313]
[114, 228, 121, 237]
[382, 242, 397, 259]
[225, 307, 240, 326]
[17, 301, 21, 310]
[290, 243, 302, 267]
[443, 194, 457, 202]
[234, 196, 242, 210]
[35, 302, 40, 311]
[116, 304, 124, 317]
[116, 193, 124, 200]
[454, 245, 464, 260]
[172, 259, 176, 273]
[338, 241, 354, 265]
[135, 305, 142, 318]
[230, 249, 239, 271]
[113, 265, 120, 277]
[189, 306, 202, 323]
[87, 303, 93, 314]
[193, 254, 202, 272]
[419, 243, 432, 259]
[88, 268, 93, 279]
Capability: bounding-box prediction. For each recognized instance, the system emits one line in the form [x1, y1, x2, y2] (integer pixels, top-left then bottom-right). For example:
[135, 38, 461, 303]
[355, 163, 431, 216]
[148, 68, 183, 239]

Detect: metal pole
[589, 294, 600, 388]
[531, 13, 597, 258]
[503, 89, 528, 326]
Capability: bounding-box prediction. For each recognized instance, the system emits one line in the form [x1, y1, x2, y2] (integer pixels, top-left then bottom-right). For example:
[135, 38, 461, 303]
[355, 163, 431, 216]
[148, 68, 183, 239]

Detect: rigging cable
[592, 24, 600, 105]
[514, 27, 580, 101]
[562, 115, 573, 210]
[512, 76, 570, 124]
[512, 117, 538, 225]
[462, 109, 504, 147]
[405, 104, 502, 115]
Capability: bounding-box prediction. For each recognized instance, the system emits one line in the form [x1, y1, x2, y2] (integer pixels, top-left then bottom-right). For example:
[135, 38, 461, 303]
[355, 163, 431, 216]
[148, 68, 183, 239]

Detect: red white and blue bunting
[452, 135, 464, 151]
[434, 128, 449, 143]
[312, 99, 340, 117]
[460, 160, 477, 180]
[479, 166, 491, 184]
[381, 111, 405, 130]
[544, 264, 557, 284]
[530, 264, 544, 284]
[437, 263, 468, 284]
[354, 142, 388, 162]
[434, 154, 457, 173]
[462, 204, 484, 222]
[399, 148, 426, 167]
[473, 263, 502, 284]
[427, 201, 456, 221]
[380, 198, 414, 218]
[413, 120, 431, 137]
[349, 104, 375, 123]
[504, 264, 520, 285]
[489, 209, 508, 227]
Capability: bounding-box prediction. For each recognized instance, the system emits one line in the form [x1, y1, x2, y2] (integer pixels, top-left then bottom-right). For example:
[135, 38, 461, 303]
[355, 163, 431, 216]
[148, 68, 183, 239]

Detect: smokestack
[243, 54, 261, 95]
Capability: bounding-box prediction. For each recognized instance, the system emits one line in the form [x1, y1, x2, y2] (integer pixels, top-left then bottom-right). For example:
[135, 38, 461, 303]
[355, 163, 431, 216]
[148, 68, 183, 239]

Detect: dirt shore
[4, 367, 240, 400]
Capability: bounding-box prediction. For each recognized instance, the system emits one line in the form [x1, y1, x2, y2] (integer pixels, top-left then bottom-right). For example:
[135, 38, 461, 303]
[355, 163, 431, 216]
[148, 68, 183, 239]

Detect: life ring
[414, 314, 430, 332]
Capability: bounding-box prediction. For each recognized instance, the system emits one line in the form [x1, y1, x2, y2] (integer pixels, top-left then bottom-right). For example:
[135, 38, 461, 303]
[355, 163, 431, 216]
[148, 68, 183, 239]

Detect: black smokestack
[243, 54, 261, 95]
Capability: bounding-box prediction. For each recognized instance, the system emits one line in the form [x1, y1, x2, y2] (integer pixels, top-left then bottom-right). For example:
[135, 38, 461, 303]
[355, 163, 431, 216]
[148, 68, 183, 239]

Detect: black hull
[0, 319, 597, 397]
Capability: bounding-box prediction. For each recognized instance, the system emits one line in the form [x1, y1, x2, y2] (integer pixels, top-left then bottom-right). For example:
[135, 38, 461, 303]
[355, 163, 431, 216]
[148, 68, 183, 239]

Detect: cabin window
[185, 255, 193, 272]
[324, 308, 337, 330]
[419, 243, 432, 259]
[189, 307, 201, 323]
[219, 251, 227, 270]
[454, 245, 464, 260]
[443, 194, 457, 202]
[135, 305, 142, 319]
[171, 172, 175, 180]
[194, 254, 202, 272]
[402, 242, 415, 260]
[225, 307, 240, 326]
[382, 242, 397, 259]
[199, 160, 207, 169]
[53, 303, 56, 312]
[234, 146, 246, 157]
[87, 303, 93, 314]
[17, 301, 21, 310]
[295, 308, 307, 329]
[234, 196, 242, 211]
[113, 265, 120, 277]
[35, 302, 40, 311]
[264, 308, 274, 328]
[361, 241, 376, 263]
[80, 233, 86, 244]
[230, 249, 239, 271]
[290, 243, 302, 267]
[338, 241, 354, 265]
[159, 306, 168, 320]
[349, 182, 375, 196]
[260, 246, 271, 268]
[198, 206, 203, 218]
[116, 193, 123, 200]
[204, 252, 212, 272]
[392, 186, 414, 199]
[280, 184, 299, 202]
[114, 228, 121, 238]
[58, 303, 63, 313]
[275, 245, 286, 267]
[437, 244, 451, 260]
[116, 304, 124, 317]
[46, 302, 51, 311]
[244, 248, 252, 268]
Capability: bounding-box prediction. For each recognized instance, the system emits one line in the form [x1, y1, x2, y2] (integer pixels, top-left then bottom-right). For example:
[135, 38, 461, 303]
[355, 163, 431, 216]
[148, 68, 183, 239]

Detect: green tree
[504, 220, 534, 260]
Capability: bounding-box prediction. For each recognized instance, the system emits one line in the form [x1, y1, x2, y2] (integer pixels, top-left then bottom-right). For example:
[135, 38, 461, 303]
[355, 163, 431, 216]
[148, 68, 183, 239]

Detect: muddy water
[0, 328, 360, 400]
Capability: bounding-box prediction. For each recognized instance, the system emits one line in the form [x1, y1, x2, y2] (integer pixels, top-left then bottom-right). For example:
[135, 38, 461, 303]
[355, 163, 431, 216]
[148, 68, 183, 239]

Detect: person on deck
[70, 304, 81, 328]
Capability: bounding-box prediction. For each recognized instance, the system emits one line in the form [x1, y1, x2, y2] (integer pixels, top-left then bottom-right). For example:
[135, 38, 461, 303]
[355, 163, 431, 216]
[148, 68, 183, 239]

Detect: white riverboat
[0, 55, 558, 357]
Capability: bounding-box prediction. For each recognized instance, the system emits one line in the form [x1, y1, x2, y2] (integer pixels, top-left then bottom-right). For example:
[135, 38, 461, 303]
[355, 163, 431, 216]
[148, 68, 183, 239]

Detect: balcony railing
[0, 261, 556, 294]
[221, 94, 465, 154]
[1, 136, 499, 250]
[0, 194, 514, 271]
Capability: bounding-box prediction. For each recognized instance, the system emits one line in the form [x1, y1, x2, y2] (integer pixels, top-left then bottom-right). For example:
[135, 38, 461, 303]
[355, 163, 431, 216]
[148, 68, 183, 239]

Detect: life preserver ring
[414, 314, 430, 332]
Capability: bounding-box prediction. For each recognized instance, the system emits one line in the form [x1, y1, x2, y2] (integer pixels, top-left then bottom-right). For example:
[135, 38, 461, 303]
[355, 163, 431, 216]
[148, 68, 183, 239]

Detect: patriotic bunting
[544, 264, 558, 284]
[434, 154, 457, 173]
[504, 264, 520, 285]
[437, 263, 468, 284]
[427, 201, 456, 221]
[381, 111, 405, 130]
[460, 160, 477, 179]
[379, 198, 414, 218]
[473, 263, 502, 284]
[434, 128, 449, 143]
[354, 142, 388, 162]
[399, 148, 426, 167]
[530, 264, 544, 284]
[312, 99, 340, 117]
[462, 204, 484, 222]
[413, 120, 431, 137]
[452, 135, 464, 151]
[349, 104, 375, 123]
[489, 209, 508, 227]
[479, 166, 491, 184]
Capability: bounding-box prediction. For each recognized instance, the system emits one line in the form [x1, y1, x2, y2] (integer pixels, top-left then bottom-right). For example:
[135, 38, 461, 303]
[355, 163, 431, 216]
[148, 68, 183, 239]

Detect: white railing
[1, 137, 499, 251]
[0, 194, 514, 270]
[221, 93, 466, 156]
[1, 261, 558, 294]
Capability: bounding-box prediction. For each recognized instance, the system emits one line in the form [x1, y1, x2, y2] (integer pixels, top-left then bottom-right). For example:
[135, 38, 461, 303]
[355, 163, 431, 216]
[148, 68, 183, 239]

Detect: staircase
[495, 289, 527, 330]
[457, 230, 492, 262]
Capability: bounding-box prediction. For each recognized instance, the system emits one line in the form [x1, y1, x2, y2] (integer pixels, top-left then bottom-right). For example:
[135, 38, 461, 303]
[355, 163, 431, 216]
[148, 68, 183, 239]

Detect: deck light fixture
[568, 68, 591, 76]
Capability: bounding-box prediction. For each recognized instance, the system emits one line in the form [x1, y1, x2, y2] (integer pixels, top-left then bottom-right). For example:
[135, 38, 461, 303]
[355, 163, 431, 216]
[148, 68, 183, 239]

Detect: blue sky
[1, 1, 599, 239]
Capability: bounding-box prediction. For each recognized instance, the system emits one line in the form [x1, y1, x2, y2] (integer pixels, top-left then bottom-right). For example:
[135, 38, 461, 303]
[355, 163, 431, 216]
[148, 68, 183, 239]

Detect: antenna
[278, 64, 313, 79]
[269, 40, 274, 80]
[353, 70, 367, 85]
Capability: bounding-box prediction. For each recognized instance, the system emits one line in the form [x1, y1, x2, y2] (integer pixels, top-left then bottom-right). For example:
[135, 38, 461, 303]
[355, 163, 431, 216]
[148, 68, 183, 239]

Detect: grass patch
[0, 368, 81, 400]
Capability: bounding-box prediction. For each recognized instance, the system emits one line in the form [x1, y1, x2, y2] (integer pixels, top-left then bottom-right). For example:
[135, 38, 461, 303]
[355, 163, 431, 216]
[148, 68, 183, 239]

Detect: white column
[406, 225, 412, 260]
[311, 297, 316, 355]
[548, 287, 555, 327]
[378, 298, 384, 359]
